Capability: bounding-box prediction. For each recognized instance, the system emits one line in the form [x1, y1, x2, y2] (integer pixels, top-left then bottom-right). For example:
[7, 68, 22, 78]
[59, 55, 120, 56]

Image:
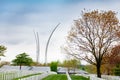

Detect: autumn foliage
[64, 10, 120, 77]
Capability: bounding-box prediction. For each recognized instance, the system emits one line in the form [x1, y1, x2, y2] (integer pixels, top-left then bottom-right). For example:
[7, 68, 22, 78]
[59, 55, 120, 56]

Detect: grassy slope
[71, 75, 90, 80]
[42, 74, 90, 80]
[42, 74, 67, 80]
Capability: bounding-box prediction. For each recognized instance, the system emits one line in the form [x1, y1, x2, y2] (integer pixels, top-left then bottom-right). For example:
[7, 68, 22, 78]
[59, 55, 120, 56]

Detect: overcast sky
[0, 0, 120, 64]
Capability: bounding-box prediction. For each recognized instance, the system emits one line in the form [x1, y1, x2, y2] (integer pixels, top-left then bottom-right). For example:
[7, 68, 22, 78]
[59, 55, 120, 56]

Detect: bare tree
[64, 10, 120, 78]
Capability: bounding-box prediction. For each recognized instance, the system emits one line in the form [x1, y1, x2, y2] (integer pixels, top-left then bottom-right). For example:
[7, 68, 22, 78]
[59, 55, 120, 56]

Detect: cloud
[1, 0, 120, 64]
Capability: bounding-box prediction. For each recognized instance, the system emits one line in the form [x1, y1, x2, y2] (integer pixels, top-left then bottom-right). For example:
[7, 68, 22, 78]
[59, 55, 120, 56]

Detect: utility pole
[45, 23, 60, 66]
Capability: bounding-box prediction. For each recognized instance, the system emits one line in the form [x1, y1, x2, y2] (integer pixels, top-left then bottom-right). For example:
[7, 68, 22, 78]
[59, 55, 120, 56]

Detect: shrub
[50, 62, 58, 72]
[114, 64, 120, 76]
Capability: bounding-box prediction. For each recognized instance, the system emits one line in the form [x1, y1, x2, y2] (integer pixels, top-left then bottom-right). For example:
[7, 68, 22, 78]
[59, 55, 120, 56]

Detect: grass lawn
[42, 74, 67, 80]
[71, 75, 90, 80]
[42, 74, 90, 80]
[13, 73, 41, 80]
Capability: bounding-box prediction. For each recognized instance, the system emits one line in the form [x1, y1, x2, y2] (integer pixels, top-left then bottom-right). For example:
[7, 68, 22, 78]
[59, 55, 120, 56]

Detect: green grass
[42, 74, 90, 80]
[70, 75, 90, 80]
[42, 74, 67, 80]
[13, 73, 41, 80]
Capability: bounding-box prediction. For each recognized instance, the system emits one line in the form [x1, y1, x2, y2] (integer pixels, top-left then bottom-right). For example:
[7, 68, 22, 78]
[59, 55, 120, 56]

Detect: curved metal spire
[45, 23, 60, 65]
[34, 30, 40, 63]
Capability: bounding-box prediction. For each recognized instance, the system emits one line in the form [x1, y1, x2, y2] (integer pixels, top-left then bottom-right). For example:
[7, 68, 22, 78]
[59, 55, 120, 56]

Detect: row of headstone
[0, 70, 41, 80]
[102, 75, 120, 80]
[85, 74, 120, 80]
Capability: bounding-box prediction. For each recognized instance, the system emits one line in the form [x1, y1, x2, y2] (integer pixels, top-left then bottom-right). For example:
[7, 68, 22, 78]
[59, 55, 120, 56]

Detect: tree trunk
[20, 65, 22, 70]
[96, 63, 101, 78]
[74, 68, 75, 73]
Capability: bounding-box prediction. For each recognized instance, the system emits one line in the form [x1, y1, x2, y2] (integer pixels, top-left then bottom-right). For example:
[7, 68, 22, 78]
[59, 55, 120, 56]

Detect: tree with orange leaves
[64, 10, 120, 78]
[101, 45, 120, 75]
